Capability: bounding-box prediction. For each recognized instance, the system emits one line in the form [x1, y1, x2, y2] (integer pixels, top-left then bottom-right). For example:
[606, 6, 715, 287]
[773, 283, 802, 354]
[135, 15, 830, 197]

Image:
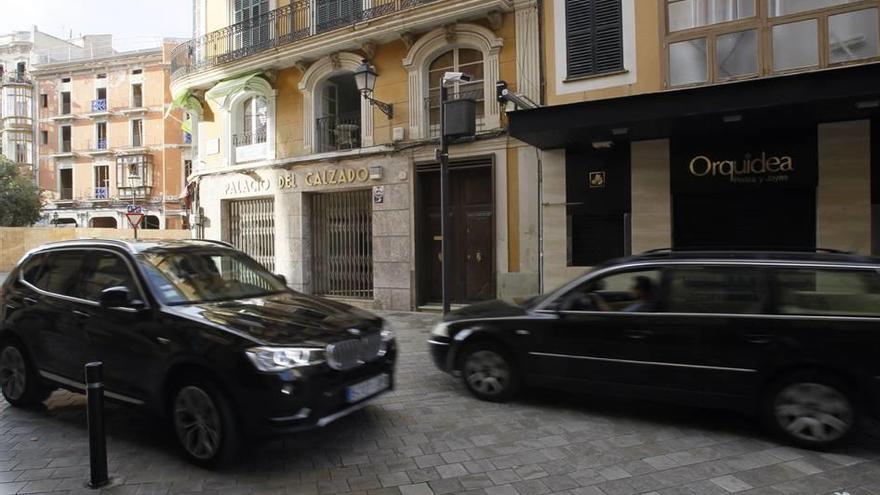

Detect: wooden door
[418, 165, 494, 304]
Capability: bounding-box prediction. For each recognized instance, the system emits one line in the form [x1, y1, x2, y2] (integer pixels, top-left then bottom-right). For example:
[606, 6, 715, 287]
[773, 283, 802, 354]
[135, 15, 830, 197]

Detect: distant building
[34, 39, 192, 230]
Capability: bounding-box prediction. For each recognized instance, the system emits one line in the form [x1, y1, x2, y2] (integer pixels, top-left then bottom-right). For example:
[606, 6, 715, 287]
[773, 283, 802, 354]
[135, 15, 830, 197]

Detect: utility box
[443, 98, 476, 138]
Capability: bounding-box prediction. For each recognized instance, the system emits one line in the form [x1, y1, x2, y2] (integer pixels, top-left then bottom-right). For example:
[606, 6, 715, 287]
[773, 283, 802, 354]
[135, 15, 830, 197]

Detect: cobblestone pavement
[1, 311, 880, 495]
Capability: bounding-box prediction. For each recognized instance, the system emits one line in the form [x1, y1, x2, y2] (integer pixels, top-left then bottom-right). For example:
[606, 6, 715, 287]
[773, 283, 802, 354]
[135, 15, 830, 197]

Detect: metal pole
[85, 362, 109, 489]
[440, 84, 452, 315]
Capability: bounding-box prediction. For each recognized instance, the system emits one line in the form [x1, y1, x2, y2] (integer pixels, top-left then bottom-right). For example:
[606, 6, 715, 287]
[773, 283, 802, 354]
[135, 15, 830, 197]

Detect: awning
[508, 62, 880, 150]
[164, 89, 204, 119]
[204, 72, 265, 109]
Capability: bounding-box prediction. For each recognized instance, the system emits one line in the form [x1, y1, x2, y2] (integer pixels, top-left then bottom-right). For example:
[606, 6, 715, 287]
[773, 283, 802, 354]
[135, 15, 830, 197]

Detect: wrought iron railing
[59, 187, 73, 200]
[61, 140, 72, 153]
[97, 138, 108, 150]
[170, 0, 439, 81]
[91, 99, 108, 112]
[233, 129, 268, 147]
[316, 112, 361, 153]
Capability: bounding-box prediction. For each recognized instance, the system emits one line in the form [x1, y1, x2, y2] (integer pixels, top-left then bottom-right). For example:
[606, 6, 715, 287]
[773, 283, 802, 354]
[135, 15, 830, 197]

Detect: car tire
[0, 338, 51, 408]
[460, 343, 520, 402]
[763, 371, 857, 450]
[170, 377, 240, 468]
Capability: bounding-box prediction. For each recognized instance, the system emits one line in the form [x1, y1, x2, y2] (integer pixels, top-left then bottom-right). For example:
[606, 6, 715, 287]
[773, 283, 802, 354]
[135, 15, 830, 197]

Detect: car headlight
[431, 322, 450, 338]
[245, 347, 325, 372]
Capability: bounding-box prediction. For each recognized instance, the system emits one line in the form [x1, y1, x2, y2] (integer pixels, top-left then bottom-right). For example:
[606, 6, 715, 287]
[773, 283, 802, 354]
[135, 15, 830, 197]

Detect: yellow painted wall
[543, 0, 663, 106]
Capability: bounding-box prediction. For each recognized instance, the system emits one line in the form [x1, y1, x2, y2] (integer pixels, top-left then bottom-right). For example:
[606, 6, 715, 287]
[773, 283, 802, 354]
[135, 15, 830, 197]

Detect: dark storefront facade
[510, 63, 880, 286]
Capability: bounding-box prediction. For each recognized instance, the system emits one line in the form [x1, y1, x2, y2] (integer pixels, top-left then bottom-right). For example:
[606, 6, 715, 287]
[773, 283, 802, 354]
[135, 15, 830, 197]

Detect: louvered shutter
[316, 0, 335, 31]
[566, 0, 623, 78]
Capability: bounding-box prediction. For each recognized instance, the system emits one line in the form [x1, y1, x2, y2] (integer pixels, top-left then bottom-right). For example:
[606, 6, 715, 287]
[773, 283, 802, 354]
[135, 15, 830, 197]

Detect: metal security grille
[225, 198, 275, 272]
[312, 190, 373, 299]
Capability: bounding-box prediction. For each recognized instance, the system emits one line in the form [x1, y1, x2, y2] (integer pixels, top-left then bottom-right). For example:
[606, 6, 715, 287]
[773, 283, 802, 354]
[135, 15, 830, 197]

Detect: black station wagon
[0, 239, 396, 466]
[430, 250, 880, 449]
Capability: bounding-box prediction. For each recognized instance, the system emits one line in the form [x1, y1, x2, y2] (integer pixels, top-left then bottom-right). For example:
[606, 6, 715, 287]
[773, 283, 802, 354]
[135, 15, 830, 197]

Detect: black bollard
[85, 362, 109, 488]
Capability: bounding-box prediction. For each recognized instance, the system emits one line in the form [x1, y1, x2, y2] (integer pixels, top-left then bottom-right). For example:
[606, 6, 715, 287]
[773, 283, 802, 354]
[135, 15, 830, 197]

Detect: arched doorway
[89, 217, 118, 228]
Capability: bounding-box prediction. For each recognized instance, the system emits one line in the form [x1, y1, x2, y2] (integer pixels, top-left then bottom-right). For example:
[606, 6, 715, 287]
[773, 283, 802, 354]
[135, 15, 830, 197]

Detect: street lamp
[354, 59, 393, 119]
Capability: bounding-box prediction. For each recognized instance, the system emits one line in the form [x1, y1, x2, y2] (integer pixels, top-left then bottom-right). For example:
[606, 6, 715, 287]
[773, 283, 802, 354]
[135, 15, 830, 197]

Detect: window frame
[564, 0, 626, 80]
[661, 0, 880, 88]
[770, 265, 880, 317]
[20, 247, 150, 309]
[427, 47, 487, 138]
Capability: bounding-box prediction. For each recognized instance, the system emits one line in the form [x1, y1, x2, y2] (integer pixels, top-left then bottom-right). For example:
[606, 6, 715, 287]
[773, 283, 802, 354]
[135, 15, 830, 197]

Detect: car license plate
[346, 374, 389, 403]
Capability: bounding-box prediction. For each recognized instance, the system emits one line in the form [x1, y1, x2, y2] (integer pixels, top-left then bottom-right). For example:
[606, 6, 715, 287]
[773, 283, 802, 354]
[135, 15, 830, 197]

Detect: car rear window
[773, 268, 880, 317]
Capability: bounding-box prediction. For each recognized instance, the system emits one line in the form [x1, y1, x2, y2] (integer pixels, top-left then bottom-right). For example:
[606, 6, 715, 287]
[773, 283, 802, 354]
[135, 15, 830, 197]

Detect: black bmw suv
[430, 250, 880, 450]
[0, 239, 396, 466]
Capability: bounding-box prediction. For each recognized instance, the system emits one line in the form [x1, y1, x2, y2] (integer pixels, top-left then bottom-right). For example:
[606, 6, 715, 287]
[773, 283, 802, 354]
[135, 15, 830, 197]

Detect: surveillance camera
[442, 72, 472, 85]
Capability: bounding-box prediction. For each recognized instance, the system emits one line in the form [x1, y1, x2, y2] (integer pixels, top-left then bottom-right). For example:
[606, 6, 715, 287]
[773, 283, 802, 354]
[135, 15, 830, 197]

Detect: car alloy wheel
[0, 346, 27, 402]
[173, 386, 223, 461]
[464, 350, 511, 397]
[774, 382, 854, 444]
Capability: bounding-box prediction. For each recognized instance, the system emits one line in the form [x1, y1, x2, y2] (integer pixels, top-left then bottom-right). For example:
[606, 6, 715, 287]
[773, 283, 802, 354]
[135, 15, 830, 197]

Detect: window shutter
[566, 0, 623, 79]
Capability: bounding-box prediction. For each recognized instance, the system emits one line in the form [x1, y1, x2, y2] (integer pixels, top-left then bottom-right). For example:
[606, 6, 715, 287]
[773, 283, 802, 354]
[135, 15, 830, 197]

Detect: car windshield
[136, 248, 287, 305]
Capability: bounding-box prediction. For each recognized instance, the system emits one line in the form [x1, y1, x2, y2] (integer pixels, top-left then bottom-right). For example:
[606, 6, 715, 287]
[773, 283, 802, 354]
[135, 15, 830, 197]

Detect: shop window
[235, 96, 268, 147]
[716, 29, 759, 78]
[315, 73, 361, 152]
[669, 38, 708, 86]
[828, 8, 879, 64]
[427, 48, 484, 138]
[668, 0, 755, 32]
[311, 190, 373, 299]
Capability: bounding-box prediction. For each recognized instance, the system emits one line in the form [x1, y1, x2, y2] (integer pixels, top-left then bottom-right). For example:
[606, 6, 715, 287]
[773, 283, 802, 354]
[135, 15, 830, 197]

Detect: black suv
[430, 250, 880, 449]
[0, 239, 396, 466]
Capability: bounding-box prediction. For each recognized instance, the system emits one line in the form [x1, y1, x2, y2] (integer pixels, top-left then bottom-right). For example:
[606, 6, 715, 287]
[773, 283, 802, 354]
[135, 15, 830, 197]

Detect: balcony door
[315, 0, 363, 33]
[316, 73, 361, 152]
[233, 0, 270, 52]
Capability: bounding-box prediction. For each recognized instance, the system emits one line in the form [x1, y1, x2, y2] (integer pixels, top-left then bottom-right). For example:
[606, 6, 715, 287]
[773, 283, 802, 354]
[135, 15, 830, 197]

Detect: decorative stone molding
[444, 24, 457, 44]
[222, 76, 277, 165]
[293, 60, 310, 75]
[400, 32, 416, 50]
[329, 52, 342, 70]
[486, 10, 504, 31]
[403, 23, 504, 140]
[362, 41, 377, 61]
[298, 52, 374, 154]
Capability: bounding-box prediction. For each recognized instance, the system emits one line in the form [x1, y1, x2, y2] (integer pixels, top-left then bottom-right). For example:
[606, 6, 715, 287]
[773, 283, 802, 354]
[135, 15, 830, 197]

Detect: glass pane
[429, 51, 454, 72]
[559, 269, 663, 312]
[717, 29, 758, 78]
[458, 48, 483, 65]
[667, 267, 764, 314]
[829, 8, 879, 63]
[773, 20, 819, 71]
[668, 0, 755, 32]
[769, 0, 860, 17]
[774, 269, 880, 316]
[669, 38, 708, 86]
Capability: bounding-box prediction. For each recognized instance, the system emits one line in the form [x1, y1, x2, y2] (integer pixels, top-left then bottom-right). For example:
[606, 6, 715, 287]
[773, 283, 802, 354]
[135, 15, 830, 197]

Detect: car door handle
[625, 329, 653, 340]
[745, 333, 774, 344]
[22, 297, 37, 306]
[72, 310, 91, 319]
[156, 337, 171, 345]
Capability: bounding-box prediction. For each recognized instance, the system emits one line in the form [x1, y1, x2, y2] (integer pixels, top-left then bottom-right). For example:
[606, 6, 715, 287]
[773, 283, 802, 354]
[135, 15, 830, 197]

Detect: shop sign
[670, 131, 817, 192]
[589, 171, 606, 188]
[224, 177, 272, 195]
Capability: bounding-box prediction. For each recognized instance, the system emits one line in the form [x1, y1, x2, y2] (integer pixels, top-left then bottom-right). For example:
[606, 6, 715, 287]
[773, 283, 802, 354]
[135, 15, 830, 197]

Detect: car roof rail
[189, 239, 234, 248]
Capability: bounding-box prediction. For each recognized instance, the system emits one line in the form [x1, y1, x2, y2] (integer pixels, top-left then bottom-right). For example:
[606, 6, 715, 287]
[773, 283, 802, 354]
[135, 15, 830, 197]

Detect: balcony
[171, 0, 458, 82]
[59, 187, 73, 201]
[316, 112, 361, 153]
[0, 72, 31, 86]
[79, 139, 112, 156]
[233, 129, 268, 162]
[86, 99, 111, 118]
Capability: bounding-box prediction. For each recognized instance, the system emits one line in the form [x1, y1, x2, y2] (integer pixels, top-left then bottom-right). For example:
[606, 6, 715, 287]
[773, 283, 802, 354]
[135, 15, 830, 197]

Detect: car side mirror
[99, 286, 132, 308]
[275, 274, 287, 286]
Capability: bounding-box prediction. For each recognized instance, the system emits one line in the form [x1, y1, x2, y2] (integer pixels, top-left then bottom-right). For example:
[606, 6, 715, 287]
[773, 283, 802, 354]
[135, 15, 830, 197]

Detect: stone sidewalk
[0, 311, 879, 495]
